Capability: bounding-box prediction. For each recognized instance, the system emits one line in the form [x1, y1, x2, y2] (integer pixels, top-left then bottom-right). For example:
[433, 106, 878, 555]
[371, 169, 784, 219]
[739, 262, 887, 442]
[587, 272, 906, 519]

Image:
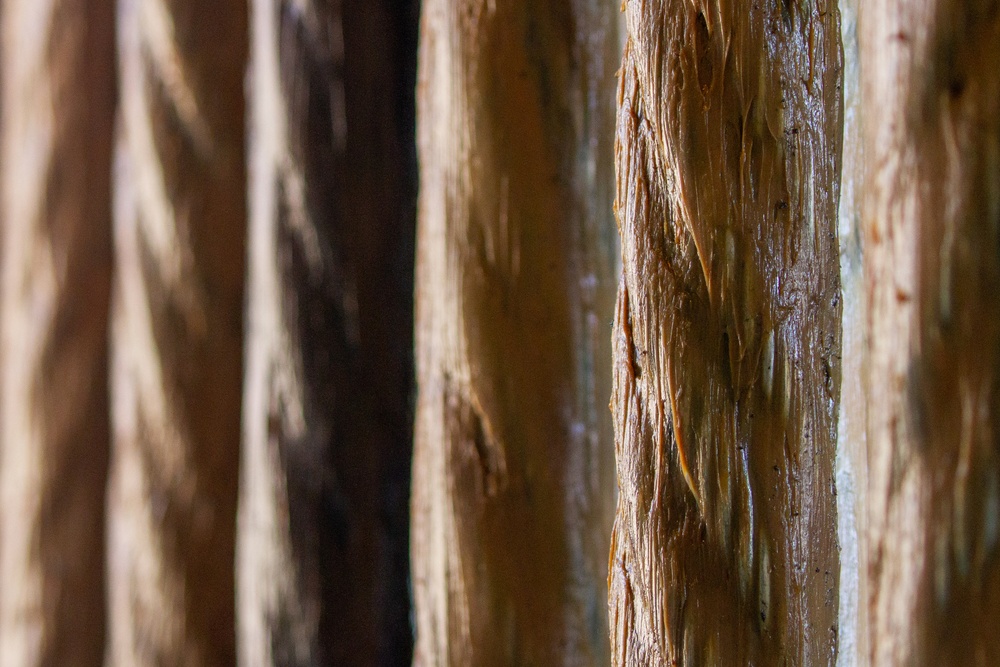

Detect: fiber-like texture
[0, 0, 115, 663]
[238, 0, 418, 664]
[107, 0, 247, 663]
[610, 1, 843, 663]
[861, 1, 1000, 663]
[411, 0, 620, 664]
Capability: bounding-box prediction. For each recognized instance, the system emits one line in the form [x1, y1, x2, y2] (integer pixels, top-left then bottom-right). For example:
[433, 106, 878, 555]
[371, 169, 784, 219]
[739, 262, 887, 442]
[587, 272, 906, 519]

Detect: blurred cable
[238, 1, 418, 664]
[106, 0, 247, 663]
[0, 0, 116, 663]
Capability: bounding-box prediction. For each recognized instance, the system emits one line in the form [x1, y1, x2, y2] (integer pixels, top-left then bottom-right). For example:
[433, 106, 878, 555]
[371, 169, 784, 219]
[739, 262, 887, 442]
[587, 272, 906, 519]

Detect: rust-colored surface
[410, 0, 620, 664]
[861, 2, 1000, 664]
[238, 0, 418, 664]
[0, 0, 115, 663]
[107, 0, 247, 663]
[610, 1, 843, 664]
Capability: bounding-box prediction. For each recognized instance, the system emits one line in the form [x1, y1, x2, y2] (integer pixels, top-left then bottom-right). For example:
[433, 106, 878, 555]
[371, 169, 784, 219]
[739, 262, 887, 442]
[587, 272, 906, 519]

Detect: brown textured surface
[107, 0, 247, 663]
[410, 0, 620, 664]
[610, 1, 843, 664]
[861, 2, 1000, 664]
[0, 0, 115, 664]
[238, 0, 418, 664]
